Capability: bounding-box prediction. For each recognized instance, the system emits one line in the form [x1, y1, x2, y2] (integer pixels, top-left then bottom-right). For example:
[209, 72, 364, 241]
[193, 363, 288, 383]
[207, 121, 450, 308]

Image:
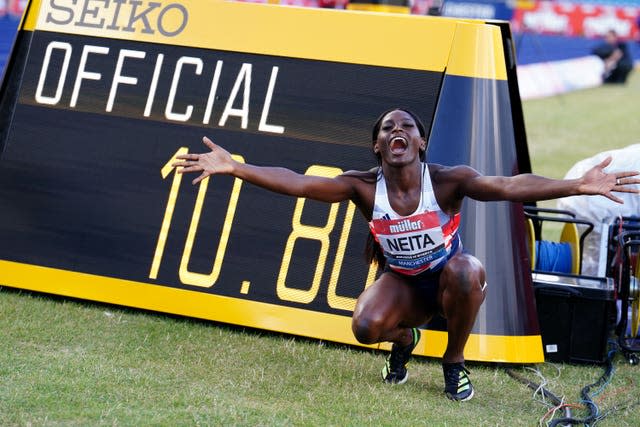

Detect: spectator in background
[592, 29, 633, 84]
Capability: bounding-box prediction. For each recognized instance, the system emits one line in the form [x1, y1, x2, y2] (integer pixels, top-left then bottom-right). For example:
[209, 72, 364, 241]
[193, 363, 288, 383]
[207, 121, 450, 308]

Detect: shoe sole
[383, 371, 409, 385]
[445, 387, 474, 402]
[395, 371, 409, 385]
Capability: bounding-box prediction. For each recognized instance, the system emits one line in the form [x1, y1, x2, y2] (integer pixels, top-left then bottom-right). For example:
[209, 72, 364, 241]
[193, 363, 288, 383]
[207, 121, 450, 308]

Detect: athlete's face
[373, 110, 426, 167]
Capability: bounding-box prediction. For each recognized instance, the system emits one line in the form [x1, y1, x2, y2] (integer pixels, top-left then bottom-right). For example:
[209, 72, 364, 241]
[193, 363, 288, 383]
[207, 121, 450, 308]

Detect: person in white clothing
[173, 108, 639, 401]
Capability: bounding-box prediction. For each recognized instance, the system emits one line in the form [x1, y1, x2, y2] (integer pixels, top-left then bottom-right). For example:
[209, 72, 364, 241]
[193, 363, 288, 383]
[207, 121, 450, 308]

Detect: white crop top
[368, 163, 461, 275]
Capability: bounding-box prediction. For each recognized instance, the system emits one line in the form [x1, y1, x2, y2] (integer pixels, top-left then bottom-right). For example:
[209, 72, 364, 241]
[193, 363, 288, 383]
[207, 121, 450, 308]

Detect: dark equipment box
[533, 273, 615, 364]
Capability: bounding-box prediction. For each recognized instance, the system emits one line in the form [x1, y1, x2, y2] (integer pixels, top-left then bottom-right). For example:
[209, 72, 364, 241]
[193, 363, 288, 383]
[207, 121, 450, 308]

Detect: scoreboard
[0, 0, 543, 362]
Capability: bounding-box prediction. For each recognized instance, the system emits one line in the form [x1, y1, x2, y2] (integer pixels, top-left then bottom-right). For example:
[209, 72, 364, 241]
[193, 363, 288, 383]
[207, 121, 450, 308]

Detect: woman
[174, 108, 639, 401]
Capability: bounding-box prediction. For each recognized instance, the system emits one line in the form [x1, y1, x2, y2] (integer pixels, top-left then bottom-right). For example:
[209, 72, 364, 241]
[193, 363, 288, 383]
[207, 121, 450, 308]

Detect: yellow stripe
[416, 330, 544, 363]
[346, 4, 410, 13]
[0, 260, 543, 363]
[20, 0, 501, 75]
[22, 0, 43, 30]
[446, 22, 507, 80]
[0, 260, 359, 344]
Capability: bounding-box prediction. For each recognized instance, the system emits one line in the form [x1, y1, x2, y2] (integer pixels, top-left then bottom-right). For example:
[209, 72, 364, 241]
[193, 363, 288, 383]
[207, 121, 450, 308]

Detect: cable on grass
[525, 366, 549, 402]
[589, 348, 617, 398]
[547, 345, 617, 427]
[540, 404, 582, 427]
[503, 365, 574, 426]
[592, 396, 640, 425]
[593, 374, 634, 404]
[503, 365, 563, 407]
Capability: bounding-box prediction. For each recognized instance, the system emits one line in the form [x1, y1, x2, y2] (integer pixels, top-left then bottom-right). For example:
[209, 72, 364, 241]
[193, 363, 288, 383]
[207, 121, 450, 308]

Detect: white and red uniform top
[368, 164, 461, 276]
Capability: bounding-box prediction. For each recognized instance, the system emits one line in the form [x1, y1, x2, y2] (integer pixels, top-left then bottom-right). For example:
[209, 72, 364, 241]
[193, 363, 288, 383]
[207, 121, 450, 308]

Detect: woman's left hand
[580, 156, 640, 203]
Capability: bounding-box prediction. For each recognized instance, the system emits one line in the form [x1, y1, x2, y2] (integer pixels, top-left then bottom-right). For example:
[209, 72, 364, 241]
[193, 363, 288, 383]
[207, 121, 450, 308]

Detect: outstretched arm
[173, 137, 358, 203]
[458, 156, 640, 204]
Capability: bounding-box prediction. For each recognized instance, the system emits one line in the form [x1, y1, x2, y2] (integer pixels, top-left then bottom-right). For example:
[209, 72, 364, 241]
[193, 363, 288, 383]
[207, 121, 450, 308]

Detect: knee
[442, 254, 485, 297]
[351, 313, 386, 345]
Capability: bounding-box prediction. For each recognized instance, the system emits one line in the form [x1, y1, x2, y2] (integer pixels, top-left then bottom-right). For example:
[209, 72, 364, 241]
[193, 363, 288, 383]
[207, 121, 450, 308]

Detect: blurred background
[2, 0, 639, 99]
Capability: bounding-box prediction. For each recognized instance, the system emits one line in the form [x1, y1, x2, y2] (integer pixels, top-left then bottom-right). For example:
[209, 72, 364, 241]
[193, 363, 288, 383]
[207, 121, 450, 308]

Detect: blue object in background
[1, 17, 20, 77]
[443, 0, 515, 21]
[514, 32, 640, 65]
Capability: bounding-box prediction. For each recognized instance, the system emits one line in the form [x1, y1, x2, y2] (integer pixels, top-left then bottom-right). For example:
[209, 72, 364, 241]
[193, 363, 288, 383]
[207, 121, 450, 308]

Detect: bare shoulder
[339, 168, 378, 194]
[341, 168, 378, 183]
[428, 163, 479, 183]
[339, 168, 377, 216]
[429, 163, 483, 211]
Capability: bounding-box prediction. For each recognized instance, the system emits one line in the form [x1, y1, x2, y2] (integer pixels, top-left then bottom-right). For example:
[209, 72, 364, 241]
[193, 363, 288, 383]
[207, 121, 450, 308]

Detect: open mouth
[389, 136, 408, 155]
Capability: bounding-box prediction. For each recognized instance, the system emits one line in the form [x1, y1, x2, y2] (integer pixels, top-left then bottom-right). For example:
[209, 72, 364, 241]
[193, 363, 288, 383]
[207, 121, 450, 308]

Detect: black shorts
[384, 265, 442, 314]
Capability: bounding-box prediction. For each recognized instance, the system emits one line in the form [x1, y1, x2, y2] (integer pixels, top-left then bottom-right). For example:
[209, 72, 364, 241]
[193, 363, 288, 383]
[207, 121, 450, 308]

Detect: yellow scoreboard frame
[0, 0, 543, 363]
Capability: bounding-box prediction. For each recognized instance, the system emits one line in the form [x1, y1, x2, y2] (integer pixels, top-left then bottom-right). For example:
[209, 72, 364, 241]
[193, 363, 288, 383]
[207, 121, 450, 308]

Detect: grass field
[1, 73, 640, 426]
[524, 71, 640, 181]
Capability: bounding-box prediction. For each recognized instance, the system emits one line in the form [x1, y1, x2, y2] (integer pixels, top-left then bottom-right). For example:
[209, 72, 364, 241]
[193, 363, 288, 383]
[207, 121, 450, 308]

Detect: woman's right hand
[173, 136, 236, 184]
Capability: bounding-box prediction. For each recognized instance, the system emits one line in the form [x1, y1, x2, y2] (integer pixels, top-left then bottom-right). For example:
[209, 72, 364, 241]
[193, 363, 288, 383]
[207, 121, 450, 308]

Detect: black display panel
[0, 31, 442, 315]
[0, 1, 544, 362]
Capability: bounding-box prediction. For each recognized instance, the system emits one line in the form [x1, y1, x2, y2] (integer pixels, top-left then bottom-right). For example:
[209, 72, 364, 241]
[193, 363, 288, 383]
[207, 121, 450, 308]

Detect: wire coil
[535, 241, 573, 274]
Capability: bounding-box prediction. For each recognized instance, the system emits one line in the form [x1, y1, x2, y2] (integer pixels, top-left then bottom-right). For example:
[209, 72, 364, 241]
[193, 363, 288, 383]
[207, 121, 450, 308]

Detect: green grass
[524, 70, 640, 240]
[525, 72, 640, 180]
[2, 289, 640, 426]
[2, 73, 640, 426]
[525, 71, 640, 195]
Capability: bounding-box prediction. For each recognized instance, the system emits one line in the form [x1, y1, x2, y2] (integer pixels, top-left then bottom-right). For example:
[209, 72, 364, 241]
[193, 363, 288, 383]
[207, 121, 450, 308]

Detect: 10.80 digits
[149, 148, 377, 311]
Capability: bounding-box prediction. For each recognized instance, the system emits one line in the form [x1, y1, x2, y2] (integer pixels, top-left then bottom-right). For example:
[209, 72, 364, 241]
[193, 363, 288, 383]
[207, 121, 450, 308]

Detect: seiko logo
[45, 0, 189, 37]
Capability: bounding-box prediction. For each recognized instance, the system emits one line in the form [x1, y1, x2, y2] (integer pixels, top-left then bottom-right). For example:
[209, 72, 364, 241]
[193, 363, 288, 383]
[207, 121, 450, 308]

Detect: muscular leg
[438, 253, 486, 364]
[352, 272, 431, 347]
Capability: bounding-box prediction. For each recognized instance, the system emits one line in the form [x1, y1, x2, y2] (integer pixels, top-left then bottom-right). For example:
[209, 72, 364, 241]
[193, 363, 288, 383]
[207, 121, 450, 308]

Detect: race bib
[370, 211, 446, 274]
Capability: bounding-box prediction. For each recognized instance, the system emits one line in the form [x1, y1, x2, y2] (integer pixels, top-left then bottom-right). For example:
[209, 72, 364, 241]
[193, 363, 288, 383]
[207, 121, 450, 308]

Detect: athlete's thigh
[354, 272, 433, 327]
[436, 252, 486, 309]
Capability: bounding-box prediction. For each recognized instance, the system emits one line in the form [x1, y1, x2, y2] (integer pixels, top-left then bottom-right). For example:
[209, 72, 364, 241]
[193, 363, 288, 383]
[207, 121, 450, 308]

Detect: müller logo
[389, 219, 423, 234]
[45, 0, 189, 37]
